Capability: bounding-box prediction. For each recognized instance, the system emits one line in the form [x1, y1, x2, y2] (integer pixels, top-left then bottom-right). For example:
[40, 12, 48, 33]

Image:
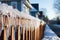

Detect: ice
[0, 3, 46, 31]
[42, 24, 60, 40]
[0, 3, 9, 15]
[0, 3, 41, 22]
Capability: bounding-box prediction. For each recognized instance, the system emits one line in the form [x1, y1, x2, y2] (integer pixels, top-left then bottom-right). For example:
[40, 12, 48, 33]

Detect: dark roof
[31, 4, 39, 11]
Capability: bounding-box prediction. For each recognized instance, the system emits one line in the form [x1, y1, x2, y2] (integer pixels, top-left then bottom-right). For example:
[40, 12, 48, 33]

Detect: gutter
[23, 0, 33, 9]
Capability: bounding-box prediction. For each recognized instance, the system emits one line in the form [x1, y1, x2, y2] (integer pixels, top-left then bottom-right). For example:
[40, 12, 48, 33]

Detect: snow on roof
[0, 3, 42, 21]
[0, 3, 8, 15]
[0, 3, 45, 31]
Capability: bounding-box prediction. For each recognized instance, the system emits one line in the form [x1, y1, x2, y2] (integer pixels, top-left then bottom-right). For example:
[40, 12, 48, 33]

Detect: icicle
[0, 11, 2, 36]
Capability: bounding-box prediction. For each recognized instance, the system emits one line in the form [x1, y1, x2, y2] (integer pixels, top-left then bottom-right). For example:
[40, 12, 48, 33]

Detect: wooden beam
[23, 27, 25, 40]
[11, 17, 15, 40]
[21, 19, 29, 40]
[35, 27, 36, 40]
[26, 29, 28, 40]
[17, 26, 20, 40]
[8, 14, 11, 38]
[17, 17, 20, 40]
[39, 25, 41, 40]
[3, 15, 8, 40]
[4, 26, 6, 40]
[11, 25, 14, 40]
[31, 27, 32, 40]
[15, 17, 21, 40]
[0, 14, 2, 31]
[29, 26, 31, 40]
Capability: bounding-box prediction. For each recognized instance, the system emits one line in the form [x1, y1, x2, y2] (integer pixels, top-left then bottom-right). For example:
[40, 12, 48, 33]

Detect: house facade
[0, 0, 32, 14]
[30, 4, 44, 20]
[30, 4, 39, 17]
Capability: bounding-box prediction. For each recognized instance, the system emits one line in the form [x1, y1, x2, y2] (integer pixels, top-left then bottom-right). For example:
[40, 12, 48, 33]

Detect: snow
[0, 3, 46, 31]
[0, 3, 46, 37]
[0, 3, 40, 21]
[42, 24, 60, 40]
[0, 3, 9, 15]
[0, 2, 45, 38]
[42, 37, 60, 40]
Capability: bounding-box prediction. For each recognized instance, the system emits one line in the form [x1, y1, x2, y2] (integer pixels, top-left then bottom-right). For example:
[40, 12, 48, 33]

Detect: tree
[43, 15, 48, 23]
[54, 0, 60, 23]
[54, 0, 60, 12]
[56, 17, 60, 24]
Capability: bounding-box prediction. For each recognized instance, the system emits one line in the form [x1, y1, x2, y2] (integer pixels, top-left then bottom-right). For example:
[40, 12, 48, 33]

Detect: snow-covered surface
[0, 3, 45, 31]
[42, 24, 60, 40]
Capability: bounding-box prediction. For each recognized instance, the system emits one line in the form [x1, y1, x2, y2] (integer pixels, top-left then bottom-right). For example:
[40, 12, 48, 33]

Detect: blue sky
[29, 0, 57, 20]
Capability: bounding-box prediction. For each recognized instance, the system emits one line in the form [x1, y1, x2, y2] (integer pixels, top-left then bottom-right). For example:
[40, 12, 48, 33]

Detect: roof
[23, 0, 33, 9]
[31, 4, 39, 11]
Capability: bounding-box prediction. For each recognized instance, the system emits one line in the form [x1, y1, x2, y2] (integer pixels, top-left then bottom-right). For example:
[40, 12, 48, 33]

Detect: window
[11, 1, 17, 9]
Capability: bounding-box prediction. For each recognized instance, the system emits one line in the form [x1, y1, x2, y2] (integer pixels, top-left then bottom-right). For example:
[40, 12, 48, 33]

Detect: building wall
[30, 4, 39, 18]
[1, 0, 31, 14]
[1, 1, 22, 11]
[22, 4, 30, 14]
[30, 11, 37, 17]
